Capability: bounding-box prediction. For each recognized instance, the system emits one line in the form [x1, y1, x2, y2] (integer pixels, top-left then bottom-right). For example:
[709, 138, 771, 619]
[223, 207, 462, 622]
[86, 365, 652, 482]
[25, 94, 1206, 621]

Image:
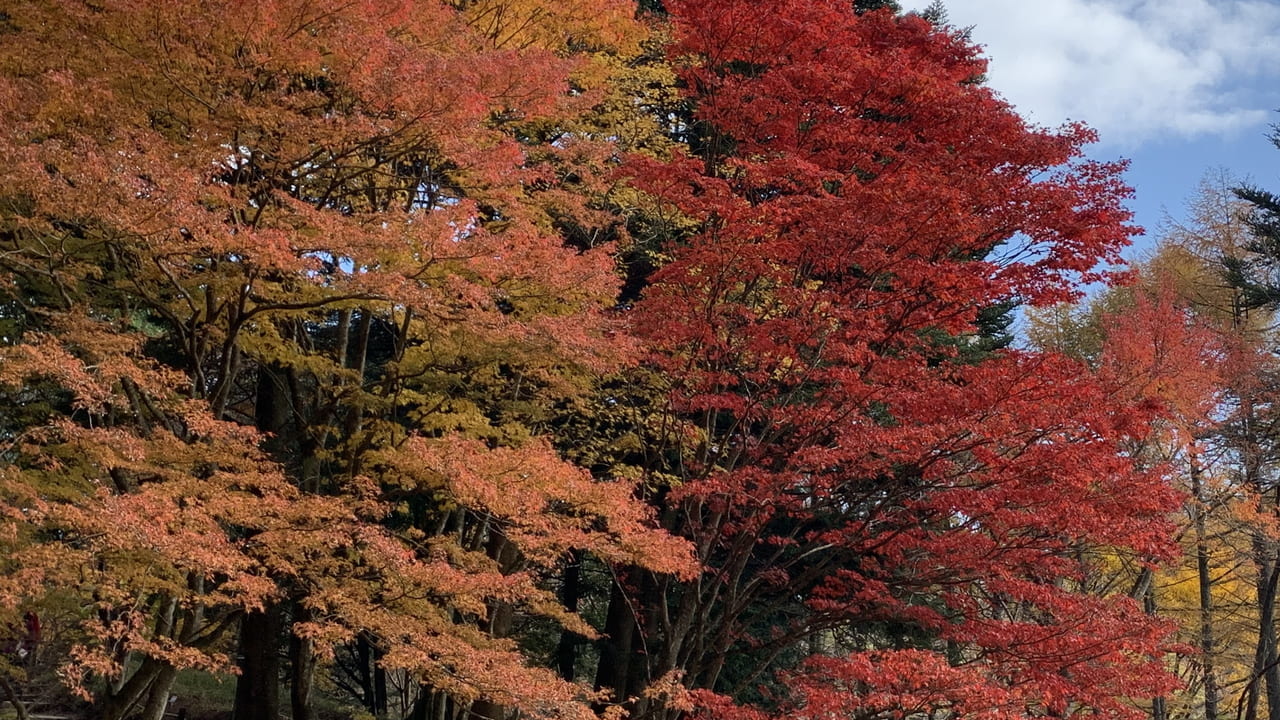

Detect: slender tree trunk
[1192, 457, 1220, 720]
[1144, 585, 1167, 720]
[1240, 374, 1277, 720]
[1260, 540, 1280, 720]
[410, 687, 456, 720]
[594, 570, 677, 720]
[344, 309, 374, 476]
[233, 606, 282, 720]
[335, 308, 352, 369]
[0, 676, 29, 720]
[1246, 535, 1280, 720]
[472, 536, 518, 720]
[1249, 472, 1280, 720]
[1152, 695, 1167, 720]
[410, 688, 429, 720]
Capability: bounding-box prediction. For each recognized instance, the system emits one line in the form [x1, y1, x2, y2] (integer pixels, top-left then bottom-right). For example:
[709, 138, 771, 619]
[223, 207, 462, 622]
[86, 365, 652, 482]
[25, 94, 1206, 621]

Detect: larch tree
[1030, 267, 1245, 720]
[1200, 148, 1280, 720]
[1144, 173, 1279, 720]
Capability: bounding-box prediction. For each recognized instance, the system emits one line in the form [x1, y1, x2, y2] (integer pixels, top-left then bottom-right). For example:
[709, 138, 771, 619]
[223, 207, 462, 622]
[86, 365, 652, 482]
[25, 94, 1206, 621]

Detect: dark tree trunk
[595, 572, 671, 719]
[255, 364, 290, 446]
[1152, 695, 1167, 720]
[1258, 539, 1280, 720]
[410, 689, 428, 720]
[410, 687, 457, 720]
[233, 606, 282, 720]
[1143, 586, 1167, 720]
[1246, 534, 1280, 720]
[234, 363, 289, 720]
[470, 534, 521, 720]
[374, 649, 389, 716]
[1192, 459, 1219, 720]
[102, 656, 166, 720]
[555, 551, 584, 681]
[357, 635, 376, 714]
[594, 578, 639, 703]
[0, 676, 28, 720]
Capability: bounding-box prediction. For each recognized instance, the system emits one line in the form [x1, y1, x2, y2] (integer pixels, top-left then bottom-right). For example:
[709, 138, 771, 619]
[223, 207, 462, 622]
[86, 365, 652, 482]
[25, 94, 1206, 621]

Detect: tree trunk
[102, 656, 166, 720]
[472, 536, 518, 720]
[410, 687, 457, 720]
[290, 609, 317, 720]
[357, 635, 376, 714]
[409, 688, 429, 720]
[1260, 541, 1280, 720]
[1192, 458, 1219, 720]
[1240, 376, 1276, 720]
[374, 650, 389, 717]
[594, 578, 639, 704]
[140, 664, 179, 720]
[233, 606, 282, 720]
[595, 571, 676, 720]
[1246, 534, 1280, 720]
[0, 676, 29, 720]
[1152, 695, 1167, 720]
[555, 551, 583, 681]
[235, 360, 288, 720]
[1143, 586, 1167, 720]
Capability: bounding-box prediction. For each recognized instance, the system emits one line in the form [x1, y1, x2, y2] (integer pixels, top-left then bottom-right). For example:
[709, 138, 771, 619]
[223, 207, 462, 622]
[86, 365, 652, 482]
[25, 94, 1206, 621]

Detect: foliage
[0, 1, 1210, 719]
[0, 0, 693, 718]
[581, 2, 1191, 720]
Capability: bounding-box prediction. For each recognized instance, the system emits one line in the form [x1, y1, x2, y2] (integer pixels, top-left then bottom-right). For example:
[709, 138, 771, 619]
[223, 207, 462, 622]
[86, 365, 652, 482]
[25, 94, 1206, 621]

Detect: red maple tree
[593, 2, 1189, 718]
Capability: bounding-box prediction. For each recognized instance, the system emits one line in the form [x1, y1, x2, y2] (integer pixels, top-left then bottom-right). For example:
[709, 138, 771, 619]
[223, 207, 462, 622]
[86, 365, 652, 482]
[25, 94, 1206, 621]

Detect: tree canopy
[0, 1, 1206, 719]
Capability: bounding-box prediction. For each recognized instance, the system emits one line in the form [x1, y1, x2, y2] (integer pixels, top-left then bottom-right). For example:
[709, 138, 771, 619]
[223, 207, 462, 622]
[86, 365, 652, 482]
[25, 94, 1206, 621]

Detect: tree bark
[1255, 536, 1280, 720]
[233, 606, 282, 720]
[290, 608, 318, 720]
[140, 664, 179, 720]
[555, 551, 584, 682]
[102, 656, 166, 720]
[594, 578, 638, 704]
[1143, 585, 1167, 720]
[472, 535, 518, 720]
[357, 635, 376, 714]
[374, 649, 389, 717]
[0, 676, 29, 720]
[1192, 458, 1220, 720]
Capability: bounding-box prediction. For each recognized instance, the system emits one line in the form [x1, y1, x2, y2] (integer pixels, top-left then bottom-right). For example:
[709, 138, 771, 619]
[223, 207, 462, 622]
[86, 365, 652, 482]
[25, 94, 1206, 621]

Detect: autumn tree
[1029, 258, 1249, 720]
[0, 1, 694, 719]
[0, 1, 1218, 720]
[591, 2, 1189, 719]
[1193, 148, 1280, 720]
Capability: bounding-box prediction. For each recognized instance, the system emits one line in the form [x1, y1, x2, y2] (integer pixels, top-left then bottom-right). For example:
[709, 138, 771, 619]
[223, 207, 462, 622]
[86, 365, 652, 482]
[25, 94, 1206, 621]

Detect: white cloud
[904, 0, 1280, 148]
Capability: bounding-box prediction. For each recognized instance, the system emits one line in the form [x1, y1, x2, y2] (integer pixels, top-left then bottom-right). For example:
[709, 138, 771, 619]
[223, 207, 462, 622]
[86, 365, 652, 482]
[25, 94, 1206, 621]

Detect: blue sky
[905, 0, 1280, 261]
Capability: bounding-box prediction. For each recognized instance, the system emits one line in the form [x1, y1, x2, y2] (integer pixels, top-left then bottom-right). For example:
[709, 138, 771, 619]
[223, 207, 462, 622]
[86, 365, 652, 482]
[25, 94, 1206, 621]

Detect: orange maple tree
[0, 0, 692, 718]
